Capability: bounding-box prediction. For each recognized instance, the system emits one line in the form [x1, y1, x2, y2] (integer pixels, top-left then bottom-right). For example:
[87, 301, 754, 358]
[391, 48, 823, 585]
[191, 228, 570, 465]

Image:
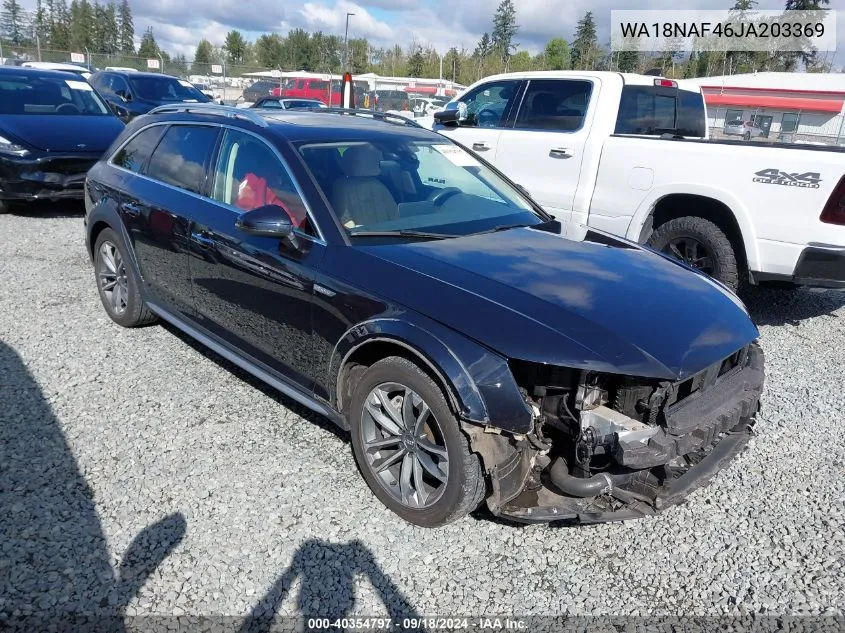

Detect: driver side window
[211, 129, 316, 237]
[457, 80, 521, 129]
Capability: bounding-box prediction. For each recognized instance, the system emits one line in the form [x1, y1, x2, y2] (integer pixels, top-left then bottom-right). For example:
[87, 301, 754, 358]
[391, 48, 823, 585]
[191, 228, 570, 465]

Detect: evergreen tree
[407, 48, 424, 76]
[137, 25, 158, 59]
[1, 0, 26, 44]
[118, 0, 133, 54]
[544, 38, 570, 70]
[571, 11, 598, 70]
[69, 0, 94, 51]
[491, 0, 518, 64]
[50, 0, 70, 49]
[33, 0, 50, 46]
[616, 50, 640, 72]
[193, 38, 214, 65]
[253, 33, 284, 68]
[224, 29, 246, 65]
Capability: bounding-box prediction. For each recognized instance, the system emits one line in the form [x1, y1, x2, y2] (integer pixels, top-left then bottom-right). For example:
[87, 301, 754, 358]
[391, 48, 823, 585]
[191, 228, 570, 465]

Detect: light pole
[343, 12, 355, 70]
[157, 51, 164, 74]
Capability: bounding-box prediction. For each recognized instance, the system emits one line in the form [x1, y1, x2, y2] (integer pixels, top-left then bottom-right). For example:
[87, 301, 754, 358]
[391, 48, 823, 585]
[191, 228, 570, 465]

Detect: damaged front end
[466, 342, 765, 524]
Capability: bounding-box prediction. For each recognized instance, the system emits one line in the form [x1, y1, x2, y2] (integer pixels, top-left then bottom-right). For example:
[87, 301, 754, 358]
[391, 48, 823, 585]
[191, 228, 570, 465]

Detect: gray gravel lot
[1, 208, 844, 625]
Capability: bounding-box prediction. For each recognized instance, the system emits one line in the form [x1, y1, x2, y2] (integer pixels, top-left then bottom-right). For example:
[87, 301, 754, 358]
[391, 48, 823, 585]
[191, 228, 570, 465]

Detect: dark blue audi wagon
[84, 104, 764, 527]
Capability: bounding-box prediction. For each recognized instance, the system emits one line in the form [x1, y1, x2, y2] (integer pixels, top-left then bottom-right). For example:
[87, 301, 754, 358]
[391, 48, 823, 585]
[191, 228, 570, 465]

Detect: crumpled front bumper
[490, 343, 765, 525]
[0, 153, 100, 202]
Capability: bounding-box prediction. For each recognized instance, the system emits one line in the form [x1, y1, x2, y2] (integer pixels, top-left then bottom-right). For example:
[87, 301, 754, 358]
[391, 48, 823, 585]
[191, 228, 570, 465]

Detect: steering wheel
[427, 187, 462, 206]
[476, 107, 499, 128]
[57, 103, 81, 114]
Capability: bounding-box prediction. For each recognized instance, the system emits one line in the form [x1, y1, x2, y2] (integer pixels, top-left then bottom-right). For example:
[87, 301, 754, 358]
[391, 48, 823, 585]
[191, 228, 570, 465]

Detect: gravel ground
[1, 208, 844, 626]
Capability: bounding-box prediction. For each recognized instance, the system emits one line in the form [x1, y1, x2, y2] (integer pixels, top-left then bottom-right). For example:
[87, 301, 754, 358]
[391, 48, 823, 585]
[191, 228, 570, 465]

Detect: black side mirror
[115, 89, 131, 103]
[433, 101, 467, 126]
[235, 204, 294, 239]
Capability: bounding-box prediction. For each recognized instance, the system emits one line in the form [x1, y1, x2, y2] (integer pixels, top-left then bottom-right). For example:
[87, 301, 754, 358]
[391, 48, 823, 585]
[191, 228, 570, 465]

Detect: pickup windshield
[614, 86, 706, 138]
[297, 138, 544, 238]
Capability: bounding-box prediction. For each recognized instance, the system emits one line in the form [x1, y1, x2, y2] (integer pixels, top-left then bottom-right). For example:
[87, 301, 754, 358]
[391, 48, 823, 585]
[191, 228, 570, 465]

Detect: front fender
[328, 315, 534, 434]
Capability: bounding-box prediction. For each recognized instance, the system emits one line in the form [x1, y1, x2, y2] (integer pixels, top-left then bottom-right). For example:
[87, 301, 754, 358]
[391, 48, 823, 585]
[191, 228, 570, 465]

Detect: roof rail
[147, 103, 269, 128]
[307, 107, 422, 128]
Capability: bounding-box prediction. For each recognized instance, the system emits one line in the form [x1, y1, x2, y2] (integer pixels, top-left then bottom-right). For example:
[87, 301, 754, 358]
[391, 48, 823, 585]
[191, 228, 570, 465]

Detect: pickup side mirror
[115, 88, 132, 103]
[235, 204, 294, 239]
[434, 101, 467, 126]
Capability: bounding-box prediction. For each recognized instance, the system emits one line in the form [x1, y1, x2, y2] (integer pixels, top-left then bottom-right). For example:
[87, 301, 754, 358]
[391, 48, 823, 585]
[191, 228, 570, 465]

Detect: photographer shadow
[0, 339, 186, 629]
[240, 539, 420, 633]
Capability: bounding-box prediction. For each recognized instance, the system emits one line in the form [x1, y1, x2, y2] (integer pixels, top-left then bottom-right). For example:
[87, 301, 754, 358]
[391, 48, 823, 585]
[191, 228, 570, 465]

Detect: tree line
[1, 0, 834, 80]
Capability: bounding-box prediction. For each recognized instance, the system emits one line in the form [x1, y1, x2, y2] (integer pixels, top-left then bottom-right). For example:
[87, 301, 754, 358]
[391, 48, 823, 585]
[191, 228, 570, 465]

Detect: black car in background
[242, 80, 279, 103]
[370, 89, 411, 112]
[83, 105, 763, 528]
[0, 66, 124, 211]
[89, 71, 210, 122]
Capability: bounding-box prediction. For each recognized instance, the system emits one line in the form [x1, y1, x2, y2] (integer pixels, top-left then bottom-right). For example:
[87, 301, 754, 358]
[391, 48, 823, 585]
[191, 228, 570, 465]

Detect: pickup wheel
[349, 356, 486, 527]
[647, 216, 740, 292]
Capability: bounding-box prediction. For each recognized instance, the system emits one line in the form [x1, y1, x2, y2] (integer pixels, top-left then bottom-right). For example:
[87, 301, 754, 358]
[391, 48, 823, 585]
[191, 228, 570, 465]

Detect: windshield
[129, 76, 208, 102]
[297, 138, 543, 238]
[0, 74, 111, 115]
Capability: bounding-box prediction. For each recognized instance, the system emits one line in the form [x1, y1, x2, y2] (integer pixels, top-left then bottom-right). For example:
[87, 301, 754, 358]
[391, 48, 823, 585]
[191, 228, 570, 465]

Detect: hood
[1, 115, 125, 153]
[336, 224, 759, 381]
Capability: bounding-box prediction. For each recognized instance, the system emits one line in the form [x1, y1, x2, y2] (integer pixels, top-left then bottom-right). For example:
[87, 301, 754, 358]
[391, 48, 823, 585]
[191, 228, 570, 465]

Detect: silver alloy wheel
[97, 241, 129, 315]
[361, 382, 449, 509]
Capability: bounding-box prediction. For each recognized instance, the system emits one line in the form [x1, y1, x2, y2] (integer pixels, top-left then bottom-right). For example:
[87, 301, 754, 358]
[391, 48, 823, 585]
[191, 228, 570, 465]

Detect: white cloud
[15, 0, 845, 67]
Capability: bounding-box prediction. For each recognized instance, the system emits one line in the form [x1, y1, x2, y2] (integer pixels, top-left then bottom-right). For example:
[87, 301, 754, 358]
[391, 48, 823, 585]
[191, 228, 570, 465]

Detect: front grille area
[615, 343, 765, 469]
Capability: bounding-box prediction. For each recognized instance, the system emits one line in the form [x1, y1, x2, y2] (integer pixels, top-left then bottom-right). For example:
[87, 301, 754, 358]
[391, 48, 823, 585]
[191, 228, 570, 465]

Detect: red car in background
[273, 77, 368, 106]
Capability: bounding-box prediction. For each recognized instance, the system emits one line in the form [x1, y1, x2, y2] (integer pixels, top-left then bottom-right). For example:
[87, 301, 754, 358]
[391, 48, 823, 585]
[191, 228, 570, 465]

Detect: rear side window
[146, 125, 218, 194]
[514, 79, 592, 131]
[615, 86, 706, 137]
[111, 126, 166, 173]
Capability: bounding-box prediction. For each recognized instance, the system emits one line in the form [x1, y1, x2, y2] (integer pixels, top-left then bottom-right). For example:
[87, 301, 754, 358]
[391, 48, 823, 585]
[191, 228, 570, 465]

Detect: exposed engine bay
[465, 342, 766, 523]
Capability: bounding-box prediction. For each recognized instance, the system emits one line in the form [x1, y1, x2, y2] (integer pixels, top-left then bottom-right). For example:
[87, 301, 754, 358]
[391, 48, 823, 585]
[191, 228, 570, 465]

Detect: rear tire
[647, 216, 740, 292]
[349, 356, 486, 527]
[93, 228, 158, 328]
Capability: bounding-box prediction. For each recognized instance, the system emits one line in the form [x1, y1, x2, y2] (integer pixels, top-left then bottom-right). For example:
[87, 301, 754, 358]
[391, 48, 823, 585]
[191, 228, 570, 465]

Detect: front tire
[93, 228, 158, 328]
[743, 131, 751, 141]
[349, 356, 486, 527]
[647, 216, 740, 292]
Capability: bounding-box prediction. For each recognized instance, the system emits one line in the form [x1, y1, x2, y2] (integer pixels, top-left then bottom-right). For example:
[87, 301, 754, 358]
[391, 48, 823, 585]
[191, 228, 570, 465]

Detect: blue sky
[17, 0, 845, 68]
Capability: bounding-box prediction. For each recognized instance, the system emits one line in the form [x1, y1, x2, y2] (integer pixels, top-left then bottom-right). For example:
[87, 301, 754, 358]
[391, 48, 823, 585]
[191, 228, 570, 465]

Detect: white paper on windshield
[66, 79, 93, 91]
[432, 144, 481, 167]
[178, 80, 193, 87]
[183, 99, 199, 102]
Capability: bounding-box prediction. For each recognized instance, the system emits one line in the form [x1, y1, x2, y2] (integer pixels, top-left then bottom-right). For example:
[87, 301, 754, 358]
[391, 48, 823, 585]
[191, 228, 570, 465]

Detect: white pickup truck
[421, 71, 845, 292]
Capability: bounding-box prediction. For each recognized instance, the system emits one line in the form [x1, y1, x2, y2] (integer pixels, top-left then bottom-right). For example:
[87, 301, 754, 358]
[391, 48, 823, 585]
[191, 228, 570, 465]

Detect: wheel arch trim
[329, 317, 534, 434]
[624, 184, 761, 273]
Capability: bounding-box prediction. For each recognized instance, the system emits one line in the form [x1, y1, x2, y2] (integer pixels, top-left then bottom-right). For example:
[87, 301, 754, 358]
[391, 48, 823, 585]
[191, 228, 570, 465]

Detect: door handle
[549, 147, 572, 158]
[120, 201, 142, 217]
[472, 142, 491, 151]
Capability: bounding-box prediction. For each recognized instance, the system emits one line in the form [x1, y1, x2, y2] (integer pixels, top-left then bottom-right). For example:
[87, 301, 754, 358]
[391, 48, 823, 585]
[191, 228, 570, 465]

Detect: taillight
[820, 175, 845, 226]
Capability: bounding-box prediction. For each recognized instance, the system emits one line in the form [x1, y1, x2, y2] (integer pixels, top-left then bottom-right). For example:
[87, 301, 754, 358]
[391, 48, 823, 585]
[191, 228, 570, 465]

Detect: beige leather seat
[331, 145, 399, 227]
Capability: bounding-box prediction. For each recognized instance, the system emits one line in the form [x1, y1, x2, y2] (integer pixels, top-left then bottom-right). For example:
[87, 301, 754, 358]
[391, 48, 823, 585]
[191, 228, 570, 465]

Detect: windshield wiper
[467, 223, 532, 236]
[348, 230, 454, 240]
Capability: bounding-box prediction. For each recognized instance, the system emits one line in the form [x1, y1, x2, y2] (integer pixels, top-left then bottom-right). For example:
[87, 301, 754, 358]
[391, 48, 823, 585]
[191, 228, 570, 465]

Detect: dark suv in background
[242, 80, 279, 103]
[83, 104, 763, 528]
[89, 71, 210, 122]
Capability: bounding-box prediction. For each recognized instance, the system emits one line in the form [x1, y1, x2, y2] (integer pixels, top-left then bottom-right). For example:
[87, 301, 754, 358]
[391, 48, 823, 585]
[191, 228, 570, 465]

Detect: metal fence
[0, 44, 282, 101]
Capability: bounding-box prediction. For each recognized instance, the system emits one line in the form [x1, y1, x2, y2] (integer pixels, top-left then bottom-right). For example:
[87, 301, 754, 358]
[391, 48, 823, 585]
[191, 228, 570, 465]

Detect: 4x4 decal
[753, 169, 822, 189]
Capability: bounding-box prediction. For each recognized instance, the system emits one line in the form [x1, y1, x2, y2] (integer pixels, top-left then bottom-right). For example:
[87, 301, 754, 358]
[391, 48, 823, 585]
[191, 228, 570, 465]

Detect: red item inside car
[235, 173, 306, 228]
